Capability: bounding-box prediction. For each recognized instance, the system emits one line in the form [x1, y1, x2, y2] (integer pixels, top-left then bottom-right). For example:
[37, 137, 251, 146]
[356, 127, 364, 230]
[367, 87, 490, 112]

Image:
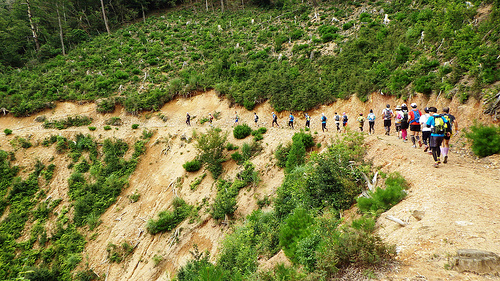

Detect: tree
[25, 0, 40, 52]
[100, 0, 111, 35]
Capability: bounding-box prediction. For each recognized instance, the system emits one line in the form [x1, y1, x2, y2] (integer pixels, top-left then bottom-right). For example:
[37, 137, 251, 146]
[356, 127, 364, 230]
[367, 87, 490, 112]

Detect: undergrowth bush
[464, 122, 500, 157]
[43, 116, 92, 130]
[357, 172, 409, 214]
[183, 159, 201, 172]
[147, 197, 193, 234]
[233, 124, 252, 139]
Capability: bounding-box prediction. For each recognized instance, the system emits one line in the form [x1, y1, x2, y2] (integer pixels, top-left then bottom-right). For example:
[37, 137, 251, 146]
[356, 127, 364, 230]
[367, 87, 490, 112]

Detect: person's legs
[442, 138, 450, 163]
[402, 129, 407, 141]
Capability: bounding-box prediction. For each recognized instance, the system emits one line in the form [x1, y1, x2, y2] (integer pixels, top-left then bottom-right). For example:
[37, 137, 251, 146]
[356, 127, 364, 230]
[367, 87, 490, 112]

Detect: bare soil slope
[0, 90, 499, 280]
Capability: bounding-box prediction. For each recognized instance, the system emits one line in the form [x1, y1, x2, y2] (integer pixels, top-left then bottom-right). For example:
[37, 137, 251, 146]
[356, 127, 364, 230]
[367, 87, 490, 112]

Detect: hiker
[382, 104, 393, 135]
[441, 107, 458, 164]
[394, 105, 402, 138]
[288, 113, 294, 129]
[426, 106, 450, 168]
[234, 111, 239, 126]
[342, 112, 348, 132]
[357, 113, 365, 132]
[305, 113, 311, 128]
[334, 112, 341, 132]
[208, 113, 214, 126]
[419, 107, 432, 153]
[321, 113, 328, 132]
[272, 112, 279, 127]
[408, 103, 423, 148]
[254, 112, 259, 126]
[400, 103, 409, 142]
[186, 112, 191, 126]
[367, 109, 376, 135]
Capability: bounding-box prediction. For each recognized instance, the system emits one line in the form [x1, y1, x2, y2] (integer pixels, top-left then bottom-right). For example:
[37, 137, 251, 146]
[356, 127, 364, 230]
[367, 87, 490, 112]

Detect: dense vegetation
[465, 122, 500, 157]
[0, 131, 151, 280]
[175, 132, 409, 280]
[1, 0, 499, 117]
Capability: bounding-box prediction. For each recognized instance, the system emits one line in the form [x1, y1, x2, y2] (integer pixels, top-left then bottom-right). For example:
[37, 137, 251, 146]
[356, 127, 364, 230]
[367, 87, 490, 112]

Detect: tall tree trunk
[26, 0, 40, 52]
[220, 0, 224, 13]
[56, 3, 66, 55]
[205, 0, 208, 12]
[100, 0, 111, 35]
[141, 4, 146, 24]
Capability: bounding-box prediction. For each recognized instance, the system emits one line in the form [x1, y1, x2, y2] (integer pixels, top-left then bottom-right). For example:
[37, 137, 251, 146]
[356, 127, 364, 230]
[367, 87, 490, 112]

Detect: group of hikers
[380, 103, 458, 168]
[185, 103, 457, 168]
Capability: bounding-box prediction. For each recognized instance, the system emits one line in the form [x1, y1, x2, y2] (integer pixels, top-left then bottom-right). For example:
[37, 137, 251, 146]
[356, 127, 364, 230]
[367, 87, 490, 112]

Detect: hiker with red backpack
[426, 107, 450, 168]
[408, 103, 423, 148]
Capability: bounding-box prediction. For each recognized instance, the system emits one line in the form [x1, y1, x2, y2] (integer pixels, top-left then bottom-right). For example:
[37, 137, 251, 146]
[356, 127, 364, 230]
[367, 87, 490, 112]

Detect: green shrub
[357, 172, 409, 214]
[285, 138, 306, 172]
[274, 143, 291, 168]
[190, 173, 206, 190]
[105, 117, 122, 126]
[195, 127, 227, 179]
[465, 122, 500, 157]
[4, 129, 12, 135]
[211, 180, 240, 220]
[233, 124, 252, 139]
[292, 131, 314, 149]
[226, 143, 239, 150]
[146, 197, 192, 234]
[231, 152, 243, 164]
[279, 208, 315, 262]
[316, 217, 395, 275]
[253, 133, 263, 141]
[183, 159, 201, 172]
[131, 124, 139, 129]
[43, 115, 92, 130]
[88, 126, 97, 131]
[257, 127, 267, 134]
[236, 161, 259, 186]
[103, 125, 112, 130]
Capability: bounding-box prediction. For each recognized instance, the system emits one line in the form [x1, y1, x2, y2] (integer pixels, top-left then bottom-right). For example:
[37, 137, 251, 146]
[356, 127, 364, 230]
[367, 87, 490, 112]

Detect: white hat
[322, 113, 324, 115]
[411, 103, 417, 108]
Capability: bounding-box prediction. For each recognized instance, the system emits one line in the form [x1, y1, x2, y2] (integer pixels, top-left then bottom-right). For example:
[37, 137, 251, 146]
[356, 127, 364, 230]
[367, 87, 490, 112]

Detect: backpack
[342, 115, 348, 122]
[321, 116, 326, 122]
[442, 114, 453, 133]
[367, 113, 375, 121]
[335, 115, 340, 121]
[409, 110, 421, 124]
[401, 111, 408, 123]
[290, 115, 294, 121]
[432, 116, 448, 135]
[384, 109, 392, 119]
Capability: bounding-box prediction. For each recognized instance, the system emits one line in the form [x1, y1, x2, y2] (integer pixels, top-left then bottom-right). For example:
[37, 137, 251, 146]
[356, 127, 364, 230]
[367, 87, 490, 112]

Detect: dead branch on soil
[385, 215, 408, 227]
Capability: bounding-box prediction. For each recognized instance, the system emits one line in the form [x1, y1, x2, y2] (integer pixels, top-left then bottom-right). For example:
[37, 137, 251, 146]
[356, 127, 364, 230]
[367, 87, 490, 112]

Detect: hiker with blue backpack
[408, 103, 423, 148]
[288, 113, 294, 129]
[426, 107, 450, 168]
[367, 109, 376, 135]
[321, 113, 328, 132]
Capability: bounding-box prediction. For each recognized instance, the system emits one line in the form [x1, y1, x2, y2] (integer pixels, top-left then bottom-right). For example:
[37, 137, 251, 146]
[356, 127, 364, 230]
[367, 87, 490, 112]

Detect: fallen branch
[385, 215, 408, 227]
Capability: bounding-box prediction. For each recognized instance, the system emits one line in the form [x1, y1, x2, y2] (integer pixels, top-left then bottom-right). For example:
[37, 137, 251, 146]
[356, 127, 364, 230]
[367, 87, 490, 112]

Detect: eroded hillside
[1, 91, 499, 280]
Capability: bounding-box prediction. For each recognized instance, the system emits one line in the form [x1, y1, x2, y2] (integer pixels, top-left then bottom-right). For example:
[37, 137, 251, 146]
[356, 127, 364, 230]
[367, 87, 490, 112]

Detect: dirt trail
[366, 133, 500, 280]
[0, 91, 499, 280]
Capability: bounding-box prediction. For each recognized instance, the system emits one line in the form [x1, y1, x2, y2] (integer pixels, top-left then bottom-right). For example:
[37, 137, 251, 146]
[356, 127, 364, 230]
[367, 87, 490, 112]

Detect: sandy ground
[0, 90, 499, 280]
